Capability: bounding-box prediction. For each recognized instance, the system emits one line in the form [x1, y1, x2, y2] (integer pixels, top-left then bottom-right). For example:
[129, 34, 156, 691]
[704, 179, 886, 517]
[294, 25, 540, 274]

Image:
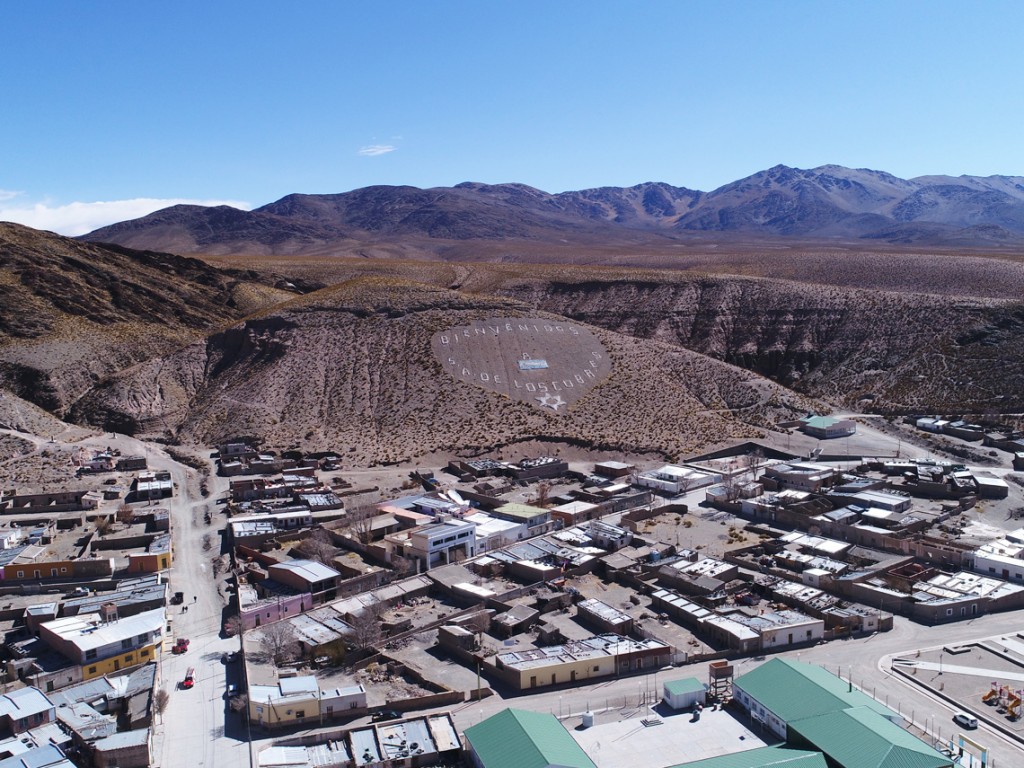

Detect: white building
[637, 465, 721, 495]
[407, 518, 476, 569]
[847, 489, 912, 514]
[762, 463, 836, 493]
[974, 528, 1024, 583]
[319, 684, 367, 717]
[464, 512, 526, 552]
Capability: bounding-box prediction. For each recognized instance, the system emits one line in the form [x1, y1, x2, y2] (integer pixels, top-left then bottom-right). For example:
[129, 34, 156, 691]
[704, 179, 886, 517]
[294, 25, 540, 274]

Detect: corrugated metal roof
[670, 746, 829, 768]
[734, 659, 894, 724]
[788, 707, 951, 768]
[464, 709, 597, 768]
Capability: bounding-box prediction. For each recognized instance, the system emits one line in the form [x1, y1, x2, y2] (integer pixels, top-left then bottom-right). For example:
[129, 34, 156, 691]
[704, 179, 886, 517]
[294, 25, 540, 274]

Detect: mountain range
[82, 164, 1024, 255]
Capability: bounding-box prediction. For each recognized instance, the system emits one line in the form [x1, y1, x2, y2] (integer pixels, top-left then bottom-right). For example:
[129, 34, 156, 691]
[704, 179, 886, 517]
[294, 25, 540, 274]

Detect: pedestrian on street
[193, 595, 197, 603]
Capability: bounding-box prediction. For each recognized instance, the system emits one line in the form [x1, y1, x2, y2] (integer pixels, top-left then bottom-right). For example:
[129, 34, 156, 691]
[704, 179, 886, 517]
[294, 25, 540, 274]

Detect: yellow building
[249, 677, 321, 728]
[493, 635, 672, 690]
[126, 534, 172, 573]
[38, 608, 164, 680]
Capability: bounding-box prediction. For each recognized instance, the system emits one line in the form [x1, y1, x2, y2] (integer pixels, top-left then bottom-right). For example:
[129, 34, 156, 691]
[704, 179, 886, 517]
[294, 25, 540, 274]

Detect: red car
[182, 668, 195, 689]
[171, 638, 190, 654]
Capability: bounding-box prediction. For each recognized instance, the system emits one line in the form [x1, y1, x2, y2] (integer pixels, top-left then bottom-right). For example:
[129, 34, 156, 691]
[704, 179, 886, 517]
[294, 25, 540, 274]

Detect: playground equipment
[982, 682, 999, 704]
[1008, 690, 1021, 720]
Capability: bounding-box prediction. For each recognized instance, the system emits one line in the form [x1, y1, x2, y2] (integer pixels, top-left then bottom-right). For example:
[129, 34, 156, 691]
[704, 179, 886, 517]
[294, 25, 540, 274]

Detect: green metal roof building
[788, 707, 952, 768]
[733, 659, 896, 738]
[464, 709, 597, 768]
[671, 746, 828, 768]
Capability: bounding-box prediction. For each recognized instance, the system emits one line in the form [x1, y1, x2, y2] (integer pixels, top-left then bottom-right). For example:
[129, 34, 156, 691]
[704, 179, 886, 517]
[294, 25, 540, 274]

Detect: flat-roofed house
[248, 676, 320, 729]
[407, 519, 477, 569]
[267, 560, 340, 602]
[38, 609, 163, 681]
[0, 687, 55, 735]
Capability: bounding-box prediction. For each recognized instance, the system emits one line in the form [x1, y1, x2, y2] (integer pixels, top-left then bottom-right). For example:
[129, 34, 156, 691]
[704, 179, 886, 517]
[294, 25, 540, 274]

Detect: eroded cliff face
[492, 276, 1024, 414]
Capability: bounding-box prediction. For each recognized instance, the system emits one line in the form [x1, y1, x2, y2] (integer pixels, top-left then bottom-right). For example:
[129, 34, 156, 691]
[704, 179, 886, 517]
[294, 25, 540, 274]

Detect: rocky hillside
[489, 274, 1024, 414]
[224, 258, 1024, 416]
[0, 223, 288, 414]
[71, 278, 819, 463]
[82, 165, 1024, 255]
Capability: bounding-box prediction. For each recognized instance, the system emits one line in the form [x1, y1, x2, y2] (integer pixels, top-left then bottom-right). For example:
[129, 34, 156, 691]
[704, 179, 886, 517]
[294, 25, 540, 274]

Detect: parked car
[170, 592, 185, 605]
[181, 668, 195, 690]
[171, 638, 190, 654]
[371, 709, 401, 722]
[953, 711, 978, 729]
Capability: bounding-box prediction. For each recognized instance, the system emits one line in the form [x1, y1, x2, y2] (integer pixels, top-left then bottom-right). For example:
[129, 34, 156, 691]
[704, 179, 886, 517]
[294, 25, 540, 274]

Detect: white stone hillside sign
[431, 317, 611, 412]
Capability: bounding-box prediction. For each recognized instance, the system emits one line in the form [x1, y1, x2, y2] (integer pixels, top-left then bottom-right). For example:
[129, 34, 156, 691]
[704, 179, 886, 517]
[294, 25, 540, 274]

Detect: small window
[946, 608, 953, 616]
[138, 634, 149, 643]
[60, 567, 67, 574]
[16, 571, 24, 579]
[593, 665, 599, 672]
[295, 710, 305, 718]
[121, 639, 133, 650]
[88, 666, 97, 674]
[85, 649, 97, 660]
[141, 649, 150, 657]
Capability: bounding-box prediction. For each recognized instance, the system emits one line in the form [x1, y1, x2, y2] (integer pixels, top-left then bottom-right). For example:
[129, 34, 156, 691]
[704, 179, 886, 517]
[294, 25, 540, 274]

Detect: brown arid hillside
[0, 223, 292, 415]
[493, 275, 1024, 415]
[191, 256, 1024, 416]
[71, 278, 820, 463]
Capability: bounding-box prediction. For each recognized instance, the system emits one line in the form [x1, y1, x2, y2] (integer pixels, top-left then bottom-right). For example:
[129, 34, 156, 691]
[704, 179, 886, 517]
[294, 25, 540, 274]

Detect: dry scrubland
[198, 252, 1024, 415]
[5, 220, 1024, 467]
[0, 223, 287, 415]
[73, 277, 818, 463]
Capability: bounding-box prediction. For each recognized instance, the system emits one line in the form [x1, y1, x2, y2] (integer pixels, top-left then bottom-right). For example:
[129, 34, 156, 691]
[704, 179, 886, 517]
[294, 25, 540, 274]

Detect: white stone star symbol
[536, 393, 566, 411]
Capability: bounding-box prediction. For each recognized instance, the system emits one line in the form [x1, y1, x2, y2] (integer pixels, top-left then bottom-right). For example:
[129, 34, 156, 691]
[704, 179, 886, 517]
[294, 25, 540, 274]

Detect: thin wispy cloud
[358, 144, 397, 157]
[0, 196, 251, 237]
[0, 189, 22, 202]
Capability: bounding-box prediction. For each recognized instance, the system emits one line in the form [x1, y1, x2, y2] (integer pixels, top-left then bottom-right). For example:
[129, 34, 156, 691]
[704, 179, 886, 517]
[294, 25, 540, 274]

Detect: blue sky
[2, 1, 1022, 234]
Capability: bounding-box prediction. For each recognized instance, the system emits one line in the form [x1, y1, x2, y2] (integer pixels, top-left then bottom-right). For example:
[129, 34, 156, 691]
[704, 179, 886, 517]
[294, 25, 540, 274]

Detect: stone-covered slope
[0, 222, 285, 414]
[72, 278, 818, 463]
[490, 274, 1024, 414]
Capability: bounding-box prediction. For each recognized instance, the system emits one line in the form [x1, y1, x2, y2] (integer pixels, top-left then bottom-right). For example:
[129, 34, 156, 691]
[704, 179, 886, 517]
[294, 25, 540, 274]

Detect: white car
[952, 711, 978, 729]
